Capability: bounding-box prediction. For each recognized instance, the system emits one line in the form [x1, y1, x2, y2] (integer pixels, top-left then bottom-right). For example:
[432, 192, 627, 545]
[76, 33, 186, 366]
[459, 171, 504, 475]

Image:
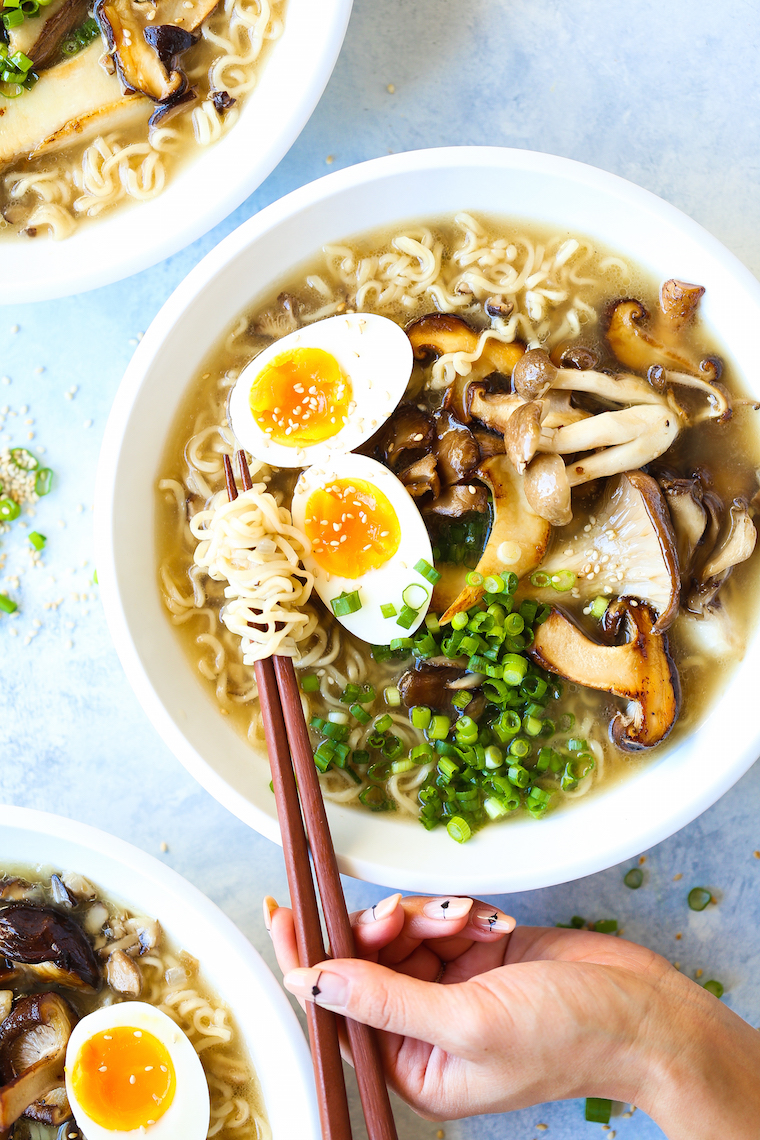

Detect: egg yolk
[70, 1026, 177, 1131]
[304, 477, 401, 578]
[249, 346, 352, 448]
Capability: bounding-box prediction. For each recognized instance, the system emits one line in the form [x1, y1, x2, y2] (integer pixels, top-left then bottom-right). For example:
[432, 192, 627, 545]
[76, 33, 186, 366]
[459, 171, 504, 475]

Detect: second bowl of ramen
[1, 0, 353, 301]
[95, 146, 760, 893]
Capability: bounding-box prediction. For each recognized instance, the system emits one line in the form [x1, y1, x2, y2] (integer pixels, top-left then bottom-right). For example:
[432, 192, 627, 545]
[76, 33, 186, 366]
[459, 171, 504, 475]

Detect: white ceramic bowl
[95, 146, 760, 894]
[5, 0, 353, 304]
[0, 804, 319, 1139]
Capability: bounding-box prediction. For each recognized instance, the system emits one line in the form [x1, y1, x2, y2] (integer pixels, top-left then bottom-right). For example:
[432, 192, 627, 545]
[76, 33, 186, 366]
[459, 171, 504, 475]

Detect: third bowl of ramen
[95, 147, 760, 893]
[1, 0, 353, 301]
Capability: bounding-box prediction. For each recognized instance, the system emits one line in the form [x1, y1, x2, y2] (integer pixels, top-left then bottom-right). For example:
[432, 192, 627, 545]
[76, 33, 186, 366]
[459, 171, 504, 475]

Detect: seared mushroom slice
[0, 904, 100, 992]
[0, 993, 77, 1130]
[422, 483, 489, 517]
[0, 994, 12, 1025]
[399, 662, 482, 715]
[399, 452, 440, 501]
[24, 1085, 72, 1126]
[525, 471, 681, 633]
[472, 429, 505, 460]
[434, 409, 480, 485]
[406, 313, 525, 419]
[372, 403, 435, 472]
[7, 0, 88, 69]
[95, 0, 187, 102]
[439, 454, 551, 623]
[529, 601, 681, 750]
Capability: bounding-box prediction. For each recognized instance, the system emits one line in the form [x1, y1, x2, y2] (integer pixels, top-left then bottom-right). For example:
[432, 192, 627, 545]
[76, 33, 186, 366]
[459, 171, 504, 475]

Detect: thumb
[283, 958, 470, 1053]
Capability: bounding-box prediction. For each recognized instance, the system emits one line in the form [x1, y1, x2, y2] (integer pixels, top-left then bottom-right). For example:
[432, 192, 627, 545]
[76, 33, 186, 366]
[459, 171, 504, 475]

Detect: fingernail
[263, 896, 278, 934]
[422, 896, 473, 921]
[356, 892, 402, 925]
[283, 967, 349, 1009]
[471, 907, 515, 934]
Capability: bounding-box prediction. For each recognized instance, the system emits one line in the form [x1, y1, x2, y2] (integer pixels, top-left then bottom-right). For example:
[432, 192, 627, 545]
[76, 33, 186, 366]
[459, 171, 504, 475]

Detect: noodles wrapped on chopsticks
[190, 484, 317, 662]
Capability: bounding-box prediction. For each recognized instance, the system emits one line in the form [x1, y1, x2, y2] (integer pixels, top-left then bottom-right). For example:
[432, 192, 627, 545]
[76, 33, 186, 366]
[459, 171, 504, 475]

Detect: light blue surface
[2, 1, 760, 1137]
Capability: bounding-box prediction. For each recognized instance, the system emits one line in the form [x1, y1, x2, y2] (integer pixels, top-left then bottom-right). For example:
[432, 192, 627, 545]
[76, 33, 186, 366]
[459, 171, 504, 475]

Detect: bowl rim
[3, 0, 354, 305]
[95, 145, 760, 892]
[0, 802, 320, 1136]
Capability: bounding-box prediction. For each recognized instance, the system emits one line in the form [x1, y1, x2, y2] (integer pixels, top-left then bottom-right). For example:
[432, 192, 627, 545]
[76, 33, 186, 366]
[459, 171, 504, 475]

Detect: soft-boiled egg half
[65, 1001, 210, 1140]
[291, 454, 435, 644]
[229, 313, 413, 467]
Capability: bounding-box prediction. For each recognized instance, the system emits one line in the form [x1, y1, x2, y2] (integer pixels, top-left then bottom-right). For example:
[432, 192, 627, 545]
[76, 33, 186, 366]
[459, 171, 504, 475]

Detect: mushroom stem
[661, 370, 730, 421]
[563, 406, 681, 486]
[552, 368, 666, 405]
[0, 1055, 62, 1129]
[550, 404, 680, 456]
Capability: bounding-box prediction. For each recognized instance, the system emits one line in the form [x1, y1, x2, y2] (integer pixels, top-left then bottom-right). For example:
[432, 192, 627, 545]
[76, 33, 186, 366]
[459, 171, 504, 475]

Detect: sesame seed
[386, 83, 395, 93]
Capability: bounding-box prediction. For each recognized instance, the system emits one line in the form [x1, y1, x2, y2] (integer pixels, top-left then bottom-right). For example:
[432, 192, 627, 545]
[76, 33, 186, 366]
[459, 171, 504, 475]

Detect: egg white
[291, 453, 434, 644]
[65, 1001, 210, 1140]
[229, 313, 413, 468]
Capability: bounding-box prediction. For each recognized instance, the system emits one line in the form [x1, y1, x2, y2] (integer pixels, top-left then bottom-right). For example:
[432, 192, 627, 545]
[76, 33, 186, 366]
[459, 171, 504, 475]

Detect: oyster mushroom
[422, 483, 489, 517]
[700, 497, 756, 581]
[0, 993, 78, 1130]
[406, 313, 525, 419]
[23, 1084, 72, 1126]
[659, 476, 708, 584]
[606, 284, 718, 383]
[514, 348, 666, 407]
[439, 454, 551, 623]
[433, 409, 480, 485]
[106, 948, 143, 996]
[469, 379, 590, 435]
[399, 452, 440, 501]
[529, 601, 681, 750]
[0, 905, 100, 992]
[525, 471, 681, 632]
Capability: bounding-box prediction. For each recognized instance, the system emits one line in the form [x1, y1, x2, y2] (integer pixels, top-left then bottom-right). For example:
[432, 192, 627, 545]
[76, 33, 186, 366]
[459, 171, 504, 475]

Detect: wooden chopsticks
[223, 452, 397, 1140]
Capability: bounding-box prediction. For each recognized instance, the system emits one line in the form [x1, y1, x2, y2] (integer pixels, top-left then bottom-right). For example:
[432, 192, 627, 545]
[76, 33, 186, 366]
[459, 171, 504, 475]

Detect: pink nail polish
[356, 892, 402, 924]
[472, 907, 514, 934]
[283, 967, 349, 1009]
[422, 896, 473, 921]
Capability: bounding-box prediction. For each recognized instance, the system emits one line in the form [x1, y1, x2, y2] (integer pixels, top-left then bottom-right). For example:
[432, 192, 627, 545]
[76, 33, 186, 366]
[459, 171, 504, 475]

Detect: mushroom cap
[529, 601, 681, 750]
[529, 471, 680, 632]
[503, 401, 544, 474]
[659, 279, 705, 332]
[512, 349, 557, 400]
[523, 453, 572, 526]
[0, 904, 101, 992]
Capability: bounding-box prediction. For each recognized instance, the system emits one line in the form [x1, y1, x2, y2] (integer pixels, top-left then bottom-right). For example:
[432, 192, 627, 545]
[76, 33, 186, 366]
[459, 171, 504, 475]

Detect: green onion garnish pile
[303, 570, 597, 838]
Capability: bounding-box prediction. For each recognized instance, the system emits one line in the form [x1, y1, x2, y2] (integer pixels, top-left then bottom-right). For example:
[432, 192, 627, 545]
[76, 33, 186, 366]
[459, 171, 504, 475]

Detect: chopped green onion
[585, 1098, 611, 1124]
[384, 686, 401, 707]
[0, 497, 20, 521]
[380, 602, 397, 618]
[352, 749, 369, 766]
[530, 570, 551, 588]
[414, 557, 440, 585]
[411, 706, 431, 730]
[300, 673, 320, 693]
[590, 595, 609, 619]
[374, 713, 392, 734]
[340, 682, 362, 704]
[1, 9, 24, 28]
[349, 703, 371, 724]
[465, 571, 483, 587]
[34, 468, 53, 496]
[501, 571, 518, 594]
[410, 743, 433, 763]
[703, 979, 724, 999]
[0, 593, 18, 614]
[483, 575, 504, 593]
[396, 604, 418, 630]
[389, 637, 413, 652]
[327, 710, 349, 725]
[451, 689, 473, 710]
[331, 590, 362, 617]
[558, 712, 575, 732]
[451, 612, 469, 630]
[390, 757, 414, 775]
[359, 785, 394, 811]
[446, 815, 471, 843]
[10, 447, 38, 471]
[688, 887, 712, 912]
[428, 715, 450, 741]
[424, 613, 440, 633]
[593, 919, 618, 934]
[549, 569, 576, 592]
[507, 764, 529, 788]
[361, 684, 376, 702]
[624, 867, 643, 889]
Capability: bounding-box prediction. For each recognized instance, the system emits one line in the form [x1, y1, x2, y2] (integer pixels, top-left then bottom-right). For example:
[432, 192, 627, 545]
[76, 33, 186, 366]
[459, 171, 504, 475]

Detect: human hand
[267, 893, 760, 1138]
